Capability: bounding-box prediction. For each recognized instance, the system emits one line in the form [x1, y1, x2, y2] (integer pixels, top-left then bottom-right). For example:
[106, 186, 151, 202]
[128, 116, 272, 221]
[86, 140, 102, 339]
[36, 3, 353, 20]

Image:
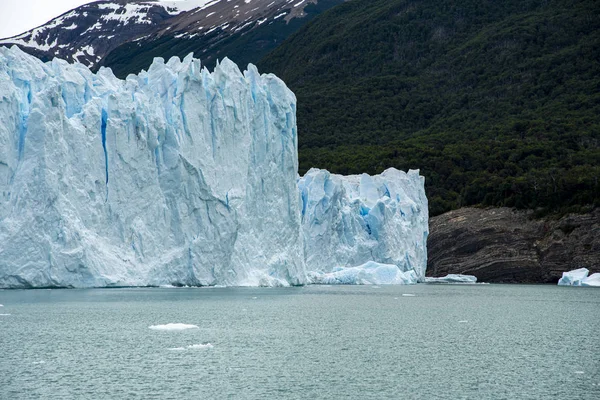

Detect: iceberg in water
[558, 268, 600, 287]
[425, 274, 478, 284]
[149, 323, 199, 331]
[0, 46, 428, 288]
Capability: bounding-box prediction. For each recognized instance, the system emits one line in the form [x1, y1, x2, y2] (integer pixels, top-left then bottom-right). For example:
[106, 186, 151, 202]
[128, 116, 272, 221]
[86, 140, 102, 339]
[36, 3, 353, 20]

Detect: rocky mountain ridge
[0, 0, 338, 71]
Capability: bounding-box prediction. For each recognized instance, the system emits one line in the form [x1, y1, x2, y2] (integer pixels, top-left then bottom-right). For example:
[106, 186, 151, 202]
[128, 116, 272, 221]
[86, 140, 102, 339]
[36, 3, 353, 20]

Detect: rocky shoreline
[427, 207, 600, 283]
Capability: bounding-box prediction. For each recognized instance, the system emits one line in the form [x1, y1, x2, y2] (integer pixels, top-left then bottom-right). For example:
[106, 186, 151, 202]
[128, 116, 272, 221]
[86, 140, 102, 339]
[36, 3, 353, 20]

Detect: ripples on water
[0, 285, 598, 399]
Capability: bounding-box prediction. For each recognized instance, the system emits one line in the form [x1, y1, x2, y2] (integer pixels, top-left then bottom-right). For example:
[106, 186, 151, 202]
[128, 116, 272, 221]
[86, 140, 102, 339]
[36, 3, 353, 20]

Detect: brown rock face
[427, 207, 600, 283]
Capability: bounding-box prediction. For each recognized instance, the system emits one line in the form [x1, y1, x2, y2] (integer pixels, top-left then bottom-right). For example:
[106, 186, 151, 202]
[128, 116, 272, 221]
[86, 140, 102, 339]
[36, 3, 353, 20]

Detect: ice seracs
[300, 168, 428, 284]
[0, 47, 429, 288]
[0, 46, 302, 288]
[558, 268, 600, 287]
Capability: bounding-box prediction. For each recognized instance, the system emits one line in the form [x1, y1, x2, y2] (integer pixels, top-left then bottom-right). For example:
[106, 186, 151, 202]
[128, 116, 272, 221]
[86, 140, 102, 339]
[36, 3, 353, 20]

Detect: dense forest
[258, 0, 600, 216]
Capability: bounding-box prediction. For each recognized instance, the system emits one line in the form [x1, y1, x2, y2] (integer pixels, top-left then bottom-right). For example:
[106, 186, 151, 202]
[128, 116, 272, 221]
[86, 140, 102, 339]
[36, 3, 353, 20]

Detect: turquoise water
[0, 284, 598, 399]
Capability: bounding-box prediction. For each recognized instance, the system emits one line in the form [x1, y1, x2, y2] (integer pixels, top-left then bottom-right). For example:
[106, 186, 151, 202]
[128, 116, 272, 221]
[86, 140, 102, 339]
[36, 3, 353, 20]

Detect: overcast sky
[0, 0, 97, 39]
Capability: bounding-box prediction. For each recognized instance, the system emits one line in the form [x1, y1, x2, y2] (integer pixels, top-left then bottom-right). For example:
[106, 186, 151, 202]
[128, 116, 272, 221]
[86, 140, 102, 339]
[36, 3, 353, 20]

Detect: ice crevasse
[0, 46, 428, 288]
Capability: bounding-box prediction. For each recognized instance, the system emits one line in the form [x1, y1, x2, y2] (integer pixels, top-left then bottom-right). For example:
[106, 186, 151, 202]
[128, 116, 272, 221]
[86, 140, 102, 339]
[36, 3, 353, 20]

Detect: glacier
[0, 46, 428, 288]
[558, 268, 600, 287]
[299, 168, 428, 284]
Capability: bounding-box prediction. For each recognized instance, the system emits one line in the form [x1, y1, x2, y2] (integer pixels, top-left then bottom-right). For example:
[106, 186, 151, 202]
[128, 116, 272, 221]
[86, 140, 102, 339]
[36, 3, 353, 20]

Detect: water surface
[1, 284, 598, 399]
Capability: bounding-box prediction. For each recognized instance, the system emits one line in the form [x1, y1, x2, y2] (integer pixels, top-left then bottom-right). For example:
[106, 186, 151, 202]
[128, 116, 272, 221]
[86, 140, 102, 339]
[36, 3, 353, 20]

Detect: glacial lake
[1, 284, 598, 399]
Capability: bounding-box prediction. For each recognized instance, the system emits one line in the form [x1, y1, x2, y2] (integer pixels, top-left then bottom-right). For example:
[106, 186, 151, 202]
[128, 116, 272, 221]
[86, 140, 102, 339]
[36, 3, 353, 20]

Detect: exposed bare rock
[427, 207, 600, 283]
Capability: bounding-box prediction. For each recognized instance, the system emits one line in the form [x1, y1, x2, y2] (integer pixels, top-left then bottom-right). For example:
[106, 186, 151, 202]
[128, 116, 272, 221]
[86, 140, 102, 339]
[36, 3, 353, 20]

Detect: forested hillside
[259, 0, 600, 216]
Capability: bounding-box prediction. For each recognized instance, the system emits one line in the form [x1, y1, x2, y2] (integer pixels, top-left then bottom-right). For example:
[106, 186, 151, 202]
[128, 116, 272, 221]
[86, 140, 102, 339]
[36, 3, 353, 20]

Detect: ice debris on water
[558, 268, 600, 287]
[0, 46, 428, 288]
[168, 343, 213, 351]
[187, 343, 213, 350]
[309, 261, 420, 285]
[149, 323, 199, 331]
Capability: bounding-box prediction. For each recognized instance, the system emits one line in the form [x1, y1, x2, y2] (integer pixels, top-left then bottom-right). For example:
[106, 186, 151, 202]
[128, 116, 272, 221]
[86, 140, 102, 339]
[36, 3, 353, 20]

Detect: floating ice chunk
[425, 274, 478, 284]
[187, 343, 213, 350]
[149, 323, 199, 331]
[401, 294, 415, 297]
[0, 304, 3, 306]
[310, 261, 419, 285]
[168, 343, 213, 351]
[581, 273, 600, 287]
[557, 268, 598, 286]
[32, 360, 46, 365]
[0, 313, 11, 316]
[574, 371, 585, 374]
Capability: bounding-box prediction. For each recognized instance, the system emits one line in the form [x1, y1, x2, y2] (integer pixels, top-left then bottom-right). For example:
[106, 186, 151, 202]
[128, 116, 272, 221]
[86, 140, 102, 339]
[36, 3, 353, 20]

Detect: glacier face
[0, 46, 428, 288]
[299, 168, 428, 284]
[0, 46, 302, 288]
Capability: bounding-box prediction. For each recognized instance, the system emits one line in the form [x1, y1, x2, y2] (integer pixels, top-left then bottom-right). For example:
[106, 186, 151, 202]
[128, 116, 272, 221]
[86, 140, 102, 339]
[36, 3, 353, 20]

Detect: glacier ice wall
[299, 168, 428, 283]
[0, 46, 429, 288]
[0, 46, 303, 288]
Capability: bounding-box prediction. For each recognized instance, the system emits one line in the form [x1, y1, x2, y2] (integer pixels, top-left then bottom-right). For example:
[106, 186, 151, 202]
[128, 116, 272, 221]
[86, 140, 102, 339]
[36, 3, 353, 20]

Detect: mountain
[100, 0, 344, 78]
[0, 0, 179, 68]
[0, 0, 344, 77]
[258, 0, 600, 216]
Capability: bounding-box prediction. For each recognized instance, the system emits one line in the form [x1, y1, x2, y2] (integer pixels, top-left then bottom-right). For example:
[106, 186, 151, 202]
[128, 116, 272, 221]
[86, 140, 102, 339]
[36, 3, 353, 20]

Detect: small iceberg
[425, 274, 478, 284]
[168, 343, 213, 351]
[558, 268, 600, 287]
[0, 313, 10, 316]
[149, 323, 199, 331]
[187, 343, 213, 350]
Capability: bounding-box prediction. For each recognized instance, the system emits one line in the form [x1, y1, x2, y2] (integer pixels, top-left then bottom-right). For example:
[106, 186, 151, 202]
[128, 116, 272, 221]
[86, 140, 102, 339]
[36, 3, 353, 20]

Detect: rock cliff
[427, 207, 600, 283]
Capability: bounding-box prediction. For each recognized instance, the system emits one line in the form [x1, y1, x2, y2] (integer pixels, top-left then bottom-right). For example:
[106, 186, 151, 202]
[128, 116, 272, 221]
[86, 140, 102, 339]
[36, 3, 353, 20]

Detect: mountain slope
[259, 0, 600, 216]
[0, 0, 343, 76]
[100, 0, 344, 77]
[0, 1, 181, 67]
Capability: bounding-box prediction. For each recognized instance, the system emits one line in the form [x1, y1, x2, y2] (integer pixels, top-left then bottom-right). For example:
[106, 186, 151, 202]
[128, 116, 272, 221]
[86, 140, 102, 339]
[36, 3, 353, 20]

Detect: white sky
[0, 0, 97, 39]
